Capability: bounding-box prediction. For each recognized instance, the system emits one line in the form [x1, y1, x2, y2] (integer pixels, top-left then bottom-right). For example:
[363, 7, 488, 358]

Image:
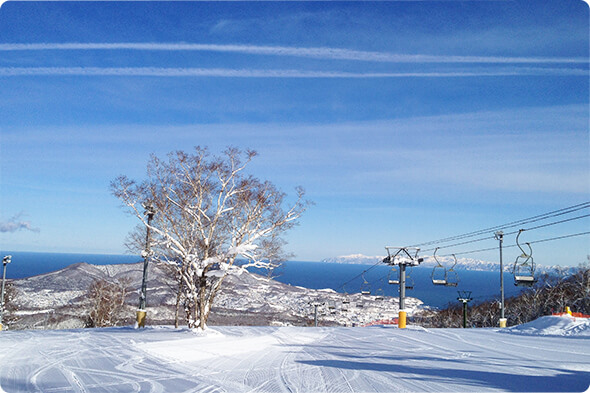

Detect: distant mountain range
[321, 254, 577, 275]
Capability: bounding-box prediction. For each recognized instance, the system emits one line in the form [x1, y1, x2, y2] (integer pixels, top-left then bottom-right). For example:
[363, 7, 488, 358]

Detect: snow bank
[502, 315, 590, 336]
[137, 328, 279, 363]
[137, 326, 327, 364]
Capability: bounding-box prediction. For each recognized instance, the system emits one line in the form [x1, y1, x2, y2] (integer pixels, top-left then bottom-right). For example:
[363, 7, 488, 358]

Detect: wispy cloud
[0, 42, 587, 64]
[0, 213, 40, 233]
[0, 66, 585, 77]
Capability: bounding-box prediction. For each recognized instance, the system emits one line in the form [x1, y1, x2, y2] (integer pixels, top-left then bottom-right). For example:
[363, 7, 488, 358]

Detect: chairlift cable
[527, 231, 590, 245]
[335, 205, 588, 295]
[518, 213, 590, 233]
[440, 231, 590, 257]
[421, 235, 496, 252]
[338, 260, 383, 292]
[407, 202, 590, 248]
[422, 213, 590, 252]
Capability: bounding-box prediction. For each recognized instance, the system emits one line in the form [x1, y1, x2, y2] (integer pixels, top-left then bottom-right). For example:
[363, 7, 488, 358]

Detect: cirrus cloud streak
[0, 42, 587, 64]
[0, 66, 586, 77]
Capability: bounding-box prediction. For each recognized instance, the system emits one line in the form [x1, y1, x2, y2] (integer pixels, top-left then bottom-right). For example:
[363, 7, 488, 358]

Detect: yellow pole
[399, 310, 407, 329]
[499, 318, 507, 328]
[136, 310, 147, 328]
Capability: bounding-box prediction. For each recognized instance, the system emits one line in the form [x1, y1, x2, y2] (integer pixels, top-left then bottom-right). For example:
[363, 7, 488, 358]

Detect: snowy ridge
[322, 253, 578, 274]
[7, 261, 422, 330]
[322, 253, 505, 271]
[502, 315, 590, 337]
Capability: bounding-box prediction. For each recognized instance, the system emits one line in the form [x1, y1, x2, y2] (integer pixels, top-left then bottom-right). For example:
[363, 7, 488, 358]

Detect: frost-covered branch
[111, 146, 309, 329]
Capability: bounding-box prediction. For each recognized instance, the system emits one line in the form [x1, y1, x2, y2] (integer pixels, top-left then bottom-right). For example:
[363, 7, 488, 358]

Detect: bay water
[0, 251, 525, 309]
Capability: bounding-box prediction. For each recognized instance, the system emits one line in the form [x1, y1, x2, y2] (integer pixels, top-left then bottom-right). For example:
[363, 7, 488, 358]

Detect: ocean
[0, 251, 142, 279]
[0, 251, 526, 309]
[254, 261, 526, 309]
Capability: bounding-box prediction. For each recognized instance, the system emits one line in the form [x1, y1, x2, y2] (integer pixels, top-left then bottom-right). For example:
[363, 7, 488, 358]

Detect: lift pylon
[457, 291, 472, 328]
[383, 246, 424, 328]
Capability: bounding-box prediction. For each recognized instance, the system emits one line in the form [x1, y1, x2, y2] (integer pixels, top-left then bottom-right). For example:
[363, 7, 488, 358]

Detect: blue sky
[0, 1, 588, 266]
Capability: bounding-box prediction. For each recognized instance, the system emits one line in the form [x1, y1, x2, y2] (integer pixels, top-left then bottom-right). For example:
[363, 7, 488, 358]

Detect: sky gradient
[0, 1, 588, 266]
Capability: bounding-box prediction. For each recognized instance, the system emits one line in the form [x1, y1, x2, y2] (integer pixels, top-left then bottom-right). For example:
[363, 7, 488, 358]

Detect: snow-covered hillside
[323, 253, 506, 270]
[6, 262, 422, 330]
[0, 316, 588, 392]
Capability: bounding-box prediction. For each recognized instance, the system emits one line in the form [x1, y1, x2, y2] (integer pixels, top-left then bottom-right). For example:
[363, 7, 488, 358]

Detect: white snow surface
[502, 315, 590, 337]
[1, 319, 589, 392]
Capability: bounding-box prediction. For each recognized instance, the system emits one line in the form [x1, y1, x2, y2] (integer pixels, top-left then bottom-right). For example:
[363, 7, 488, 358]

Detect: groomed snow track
[0, 324, 589, 392]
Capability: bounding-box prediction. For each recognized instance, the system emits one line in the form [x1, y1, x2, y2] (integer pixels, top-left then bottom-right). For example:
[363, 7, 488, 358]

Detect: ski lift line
[439, 231, 590, 257]
[516, 213, 590, 233]
[411, 204, 590, 249]
[526, 231, 590, 245]
[336, 229, 589, 296]
[406, 202, 590, 248]
[421, 213, 590, 253]
[421, 235, 496, 252]
[337, 260, 383, 292]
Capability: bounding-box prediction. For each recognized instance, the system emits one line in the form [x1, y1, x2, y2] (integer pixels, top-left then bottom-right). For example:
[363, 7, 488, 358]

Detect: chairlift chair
[513, 229, 537, 287]
[405, 268, 415, 290]
[514, 262, 536, 286]
[375, 288, 385, 301]
[388, 267, 400, 285]
[444, 254, 460, 287]
[341, 300, 349, 312]
[360, 273, 371, 296]
[431, 248, 448, 286]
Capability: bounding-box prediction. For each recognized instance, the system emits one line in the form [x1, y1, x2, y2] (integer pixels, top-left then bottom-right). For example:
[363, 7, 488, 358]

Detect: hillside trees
[1, 282, 19, 328]
[417, 262, 590, 328]
[111, 147, 308, 329]
[86, 278, 131, 327]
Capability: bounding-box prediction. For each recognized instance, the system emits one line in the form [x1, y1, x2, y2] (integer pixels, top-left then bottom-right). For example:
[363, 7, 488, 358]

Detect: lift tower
[383, 247, 423, 328]
[457, 291, 472, 328]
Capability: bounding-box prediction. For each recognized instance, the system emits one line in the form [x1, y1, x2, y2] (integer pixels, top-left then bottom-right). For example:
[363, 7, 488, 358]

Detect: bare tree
[86, 278, 130, 328]
[1, 282, 19, 328]
[111, 147, 308, 329]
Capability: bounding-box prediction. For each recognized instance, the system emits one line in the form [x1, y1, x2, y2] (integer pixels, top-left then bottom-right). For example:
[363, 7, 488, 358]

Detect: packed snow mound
[503, 315, 590, 336]
[138, 326, 327, 363]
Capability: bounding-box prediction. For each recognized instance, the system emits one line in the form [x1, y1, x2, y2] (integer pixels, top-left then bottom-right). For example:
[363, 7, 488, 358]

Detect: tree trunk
[175, 277, 182, 329]
[198, 276, 208, 329]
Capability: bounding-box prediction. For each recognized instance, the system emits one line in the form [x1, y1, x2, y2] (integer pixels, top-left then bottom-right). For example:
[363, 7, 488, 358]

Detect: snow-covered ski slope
[0, 316, 588, 392]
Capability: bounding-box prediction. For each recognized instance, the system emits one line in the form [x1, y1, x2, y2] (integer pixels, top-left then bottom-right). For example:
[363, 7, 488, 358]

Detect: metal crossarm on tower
[457, 291, 472, 328]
